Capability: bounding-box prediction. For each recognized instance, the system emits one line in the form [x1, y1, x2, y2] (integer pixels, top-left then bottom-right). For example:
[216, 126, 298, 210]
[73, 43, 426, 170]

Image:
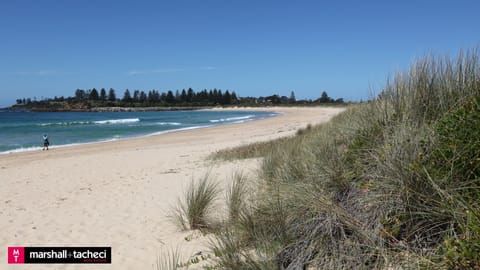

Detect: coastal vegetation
[171, 49, 480, 269]
[171, 174, 220, 231]
[10, 88, 344, 111]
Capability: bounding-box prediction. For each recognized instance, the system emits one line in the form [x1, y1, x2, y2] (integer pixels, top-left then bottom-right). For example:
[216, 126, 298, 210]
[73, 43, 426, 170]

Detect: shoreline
[0, 106, 345, 269]
[0, 109, 281, 155]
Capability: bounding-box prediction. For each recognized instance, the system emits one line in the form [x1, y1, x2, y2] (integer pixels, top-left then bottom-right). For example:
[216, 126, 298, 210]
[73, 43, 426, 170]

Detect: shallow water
[0, 110, 277, 153]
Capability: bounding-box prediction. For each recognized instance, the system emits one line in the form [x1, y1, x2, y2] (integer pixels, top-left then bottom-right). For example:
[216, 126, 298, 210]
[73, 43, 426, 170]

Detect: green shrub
[427, 96, 480, 199]
[438, 210, 480, 269]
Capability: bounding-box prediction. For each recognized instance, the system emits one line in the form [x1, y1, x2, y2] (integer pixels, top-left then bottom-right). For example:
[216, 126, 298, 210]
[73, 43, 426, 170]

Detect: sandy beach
[0, 106, 345, 269]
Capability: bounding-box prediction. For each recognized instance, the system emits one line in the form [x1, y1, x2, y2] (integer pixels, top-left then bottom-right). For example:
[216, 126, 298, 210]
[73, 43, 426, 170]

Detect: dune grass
[210, 124, 317, 161]
[225, 172, 250, 224]
[201, 48, 480, 269]
[171, 48, 480, 269]
[155, 248, 183, 270]
[210, 137, 293, 161]
[171, 174, 220, 231]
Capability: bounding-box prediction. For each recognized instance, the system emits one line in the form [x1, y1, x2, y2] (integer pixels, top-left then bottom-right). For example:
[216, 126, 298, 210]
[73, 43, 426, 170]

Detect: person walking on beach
[42, 134, 49, 150]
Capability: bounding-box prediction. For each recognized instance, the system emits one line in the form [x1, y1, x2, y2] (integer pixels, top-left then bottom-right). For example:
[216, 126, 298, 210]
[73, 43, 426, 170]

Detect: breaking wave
[209, 115, 255, 123]
[93, 118, 140, 125]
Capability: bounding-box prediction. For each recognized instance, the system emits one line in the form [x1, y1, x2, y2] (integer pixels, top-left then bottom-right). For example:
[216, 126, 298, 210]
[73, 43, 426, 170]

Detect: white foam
[94, 118, 140, 125]
[0, 146, 44, 154]
[0, 140, 121, 155]
[232, 119, 254, 124]
[226, 115, 255, 121]
[209, 114, 255, 123]
[38, 121, 91, 126]
[156, 122, 182, 126]
[148, 125, 213, 136]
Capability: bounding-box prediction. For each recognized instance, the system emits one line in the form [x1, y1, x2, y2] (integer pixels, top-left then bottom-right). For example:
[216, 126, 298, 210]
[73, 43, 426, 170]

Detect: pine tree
[108, 88, 116, 102]
[166, 90, 175, 103]
[223, 90, 232, 105]
[180, 89, 187, 102]
[75, 89, 86, 100]
[289, 91, 296, 103]
[319, 91, 331, 103]
[123, 89, 132, 102]
[217, 89, 223, 104]
[89, 88, 99, 100]
[175, 90, 180, 102]
[187, 88, 194, 102]
[160, 92, 167, 102]
[139, 91, 147, 103]
[133, 90, 140, 102]
[231, 91, 238, 103]
[208, 90, 214, 103]
[100, 88, 107, 101]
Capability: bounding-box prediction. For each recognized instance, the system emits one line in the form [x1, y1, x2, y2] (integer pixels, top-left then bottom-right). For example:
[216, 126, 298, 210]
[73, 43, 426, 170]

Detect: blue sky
[0, 0, 479, 107]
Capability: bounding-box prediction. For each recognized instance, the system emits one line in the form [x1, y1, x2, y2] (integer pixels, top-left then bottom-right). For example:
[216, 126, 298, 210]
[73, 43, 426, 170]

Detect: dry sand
[0, 106, 345, 269]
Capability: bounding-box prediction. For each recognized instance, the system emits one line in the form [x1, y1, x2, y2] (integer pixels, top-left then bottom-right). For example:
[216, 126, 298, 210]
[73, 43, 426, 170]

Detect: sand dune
[0, 106, 345, 269]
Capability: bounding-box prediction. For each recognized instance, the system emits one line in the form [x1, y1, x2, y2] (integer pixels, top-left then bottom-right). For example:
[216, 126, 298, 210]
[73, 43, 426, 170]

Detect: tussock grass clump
[155, 248, 182, 270]
[210, 230, 280, 270]
[172, 174, 220, 230]
[226, 172, 250, 224]
[206, 48, 480, 269]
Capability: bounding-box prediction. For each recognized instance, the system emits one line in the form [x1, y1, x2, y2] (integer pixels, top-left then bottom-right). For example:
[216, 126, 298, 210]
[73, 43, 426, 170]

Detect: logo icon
[8, 247, 25, 264]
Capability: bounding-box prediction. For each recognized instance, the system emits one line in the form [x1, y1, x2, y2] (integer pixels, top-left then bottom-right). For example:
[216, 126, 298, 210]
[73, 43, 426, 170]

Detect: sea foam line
[156, 122, 182, 126]
[147, 125, 213, 136]
[38, 121, 91, 127]
[38, 118, 141, 127]
[209, 115, 255, 123]
[94, 118, 140, 124]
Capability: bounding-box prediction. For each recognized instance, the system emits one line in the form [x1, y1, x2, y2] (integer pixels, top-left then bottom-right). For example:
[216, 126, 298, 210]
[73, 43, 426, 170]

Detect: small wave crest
[38, 118, 141, 126]
[94, 118, 140, 125]
[232, 119, 254, 124]
[209, 115, 255, 123]
[149, 125, 212, 136]
[38, 121, 91, 127]
[156, 122, 182, 126]
[0, 146, 44, 154]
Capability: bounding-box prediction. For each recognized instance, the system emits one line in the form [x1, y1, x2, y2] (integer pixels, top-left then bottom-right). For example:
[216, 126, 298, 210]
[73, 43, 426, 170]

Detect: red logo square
[8, 246, 25, 264]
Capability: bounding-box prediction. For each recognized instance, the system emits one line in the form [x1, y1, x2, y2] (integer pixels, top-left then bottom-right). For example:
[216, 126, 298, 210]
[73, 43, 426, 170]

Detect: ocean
[0, 110, 278, 154]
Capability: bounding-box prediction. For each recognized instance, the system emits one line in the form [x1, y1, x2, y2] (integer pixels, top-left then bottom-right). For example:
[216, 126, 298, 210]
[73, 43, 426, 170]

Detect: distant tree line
[16, 88, 239, 107]
[15, 88, 344, 108]
[72, 87, 240, 106]
[243, 91, 344, 105]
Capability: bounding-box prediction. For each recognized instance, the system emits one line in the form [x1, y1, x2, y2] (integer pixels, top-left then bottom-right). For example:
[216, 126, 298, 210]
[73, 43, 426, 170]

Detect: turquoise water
[0, 110, 277, 153]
